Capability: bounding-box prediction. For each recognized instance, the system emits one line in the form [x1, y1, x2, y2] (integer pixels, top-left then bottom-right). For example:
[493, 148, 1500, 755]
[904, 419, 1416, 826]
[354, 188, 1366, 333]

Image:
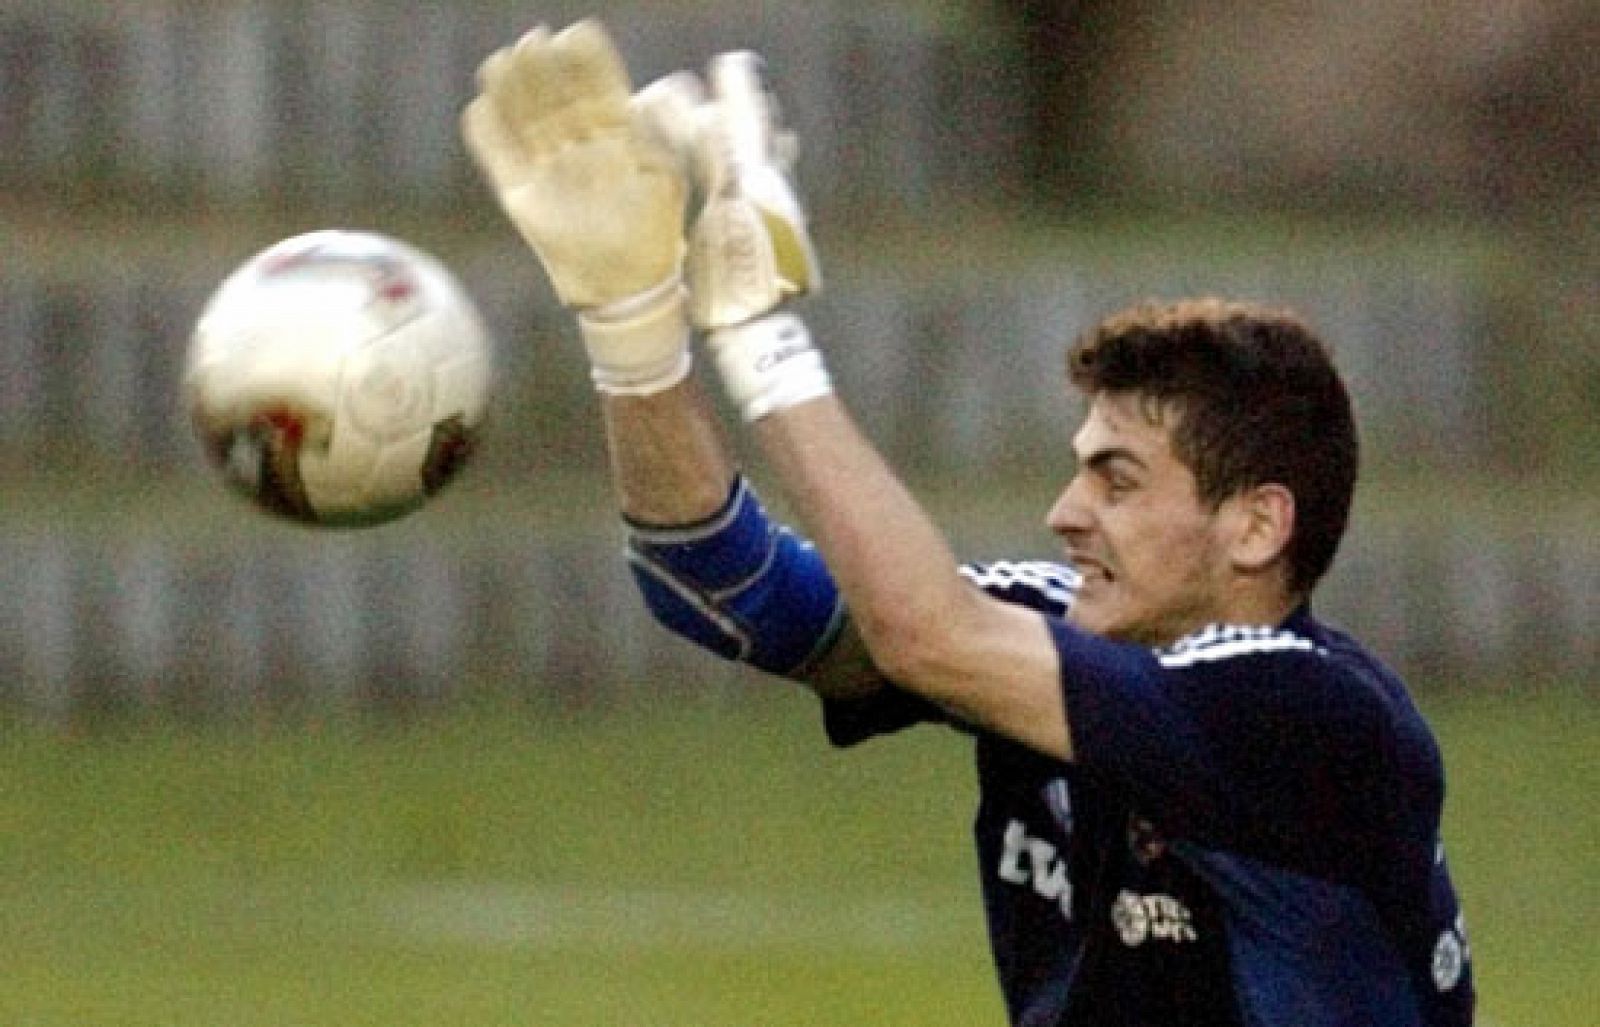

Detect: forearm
[605, 371, 858, 687]
[753, 398, 961, 649]
[752, 395, 1069, 757]
[601, 375, 736, 526]
[463, 24, 871, 697]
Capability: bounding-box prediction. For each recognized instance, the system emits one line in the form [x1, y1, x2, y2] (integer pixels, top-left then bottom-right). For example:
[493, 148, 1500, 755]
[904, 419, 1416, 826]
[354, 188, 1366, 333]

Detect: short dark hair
[1067, 298, 1359, 595]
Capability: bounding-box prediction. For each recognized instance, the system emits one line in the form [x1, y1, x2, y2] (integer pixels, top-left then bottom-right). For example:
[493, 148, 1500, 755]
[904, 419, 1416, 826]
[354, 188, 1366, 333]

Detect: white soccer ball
[183, 229, 493, 527]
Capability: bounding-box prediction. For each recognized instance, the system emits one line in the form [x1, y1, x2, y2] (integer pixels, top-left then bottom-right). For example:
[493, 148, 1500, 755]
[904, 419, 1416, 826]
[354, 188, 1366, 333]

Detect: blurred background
[0, 1, 1595, 1024]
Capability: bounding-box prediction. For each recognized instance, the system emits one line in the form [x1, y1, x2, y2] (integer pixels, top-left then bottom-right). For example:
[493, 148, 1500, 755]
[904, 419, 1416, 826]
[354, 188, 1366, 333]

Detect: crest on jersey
[1432, 914, 1470, 992]
[1127, 814, 1168, 865]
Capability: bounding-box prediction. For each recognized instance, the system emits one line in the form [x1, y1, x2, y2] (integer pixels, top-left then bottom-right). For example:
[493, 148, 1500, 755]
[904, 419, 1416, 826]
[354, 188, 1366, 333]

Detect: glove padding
[462, 20, 696, 393]
[632, 51, 830, 420]
[461, 20, 686, 310]
[636, 53, 822, 329]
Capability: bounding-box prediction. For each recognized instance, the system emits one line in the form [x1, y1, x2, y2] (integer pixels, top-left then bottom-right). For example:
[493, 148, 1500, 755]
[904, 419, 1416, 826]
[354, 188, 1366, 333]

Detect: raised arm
[670, 48, 1073, 756]
[750, 398, 1069, 756]
[461, 21, 883, 702]
[601, 377, 734, 528]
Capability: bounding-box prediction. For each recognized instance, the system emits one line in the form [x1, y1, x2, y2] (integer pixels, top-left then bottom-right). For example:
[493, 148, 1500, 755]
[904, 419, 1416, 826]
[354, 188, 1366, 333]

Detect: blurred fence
[0, 521, 742, 720]
[1, 502, 1594, 721]
[10, 241, 1583, 718]
[0, 241, 1497, 478]
[0, 0, 1017, 211]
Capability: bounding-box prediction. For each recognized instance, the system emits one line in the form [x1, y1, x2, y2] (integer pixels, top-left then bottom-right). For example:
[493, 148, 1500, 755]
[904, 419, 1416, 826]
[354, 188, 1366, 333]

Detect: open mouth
[1068, 553, 1115, 585]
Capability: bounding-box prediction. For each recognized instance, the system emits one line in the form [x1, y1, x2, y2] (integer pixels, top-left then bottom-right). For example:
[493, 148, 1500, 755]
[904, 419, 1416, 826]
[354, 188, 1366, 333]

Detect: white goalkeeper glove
[637, 52, 831, 421]
[461, 20, 692, 395]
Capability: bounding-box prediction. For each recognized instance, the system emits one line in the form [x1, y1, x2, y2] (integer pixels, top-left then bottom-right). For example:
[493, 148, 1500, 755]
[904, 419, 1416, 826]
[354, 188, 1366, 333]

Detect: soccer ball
[183, 229, 493, 527]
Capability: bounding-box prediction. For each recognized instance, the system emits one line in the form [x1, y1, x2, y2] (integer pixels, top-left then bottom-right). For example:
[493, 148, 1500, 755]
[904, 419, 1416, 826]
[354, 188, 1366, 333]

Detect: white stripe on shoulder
[1156, 623, 1326, 668]
[959, 560, 1081, 610]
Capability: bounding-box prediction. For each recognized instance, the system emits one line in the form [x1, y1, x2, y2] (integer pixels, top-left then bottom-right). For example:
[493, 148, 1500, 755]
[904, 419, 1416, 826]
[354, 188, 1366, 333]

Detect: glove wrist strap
[707, 311, 832, 421]
[580, 276, 693, 396]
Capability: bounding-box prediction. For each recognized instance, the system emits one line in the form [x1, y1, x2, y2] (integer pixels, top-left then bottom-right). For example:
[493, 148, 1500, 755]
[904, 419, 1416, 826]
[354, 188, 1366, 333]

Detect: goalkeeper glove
[461, 20, 692, 395]
[638, 52, 832, 421]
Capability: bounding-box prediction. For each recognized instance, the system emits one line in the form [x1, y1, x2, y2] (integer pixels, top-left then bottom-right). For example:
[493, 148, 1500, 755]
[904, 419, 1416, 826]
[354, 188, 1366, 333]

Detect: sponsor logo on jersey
[1112, 889, 1198, 946]
[997, 819, 1073, 920]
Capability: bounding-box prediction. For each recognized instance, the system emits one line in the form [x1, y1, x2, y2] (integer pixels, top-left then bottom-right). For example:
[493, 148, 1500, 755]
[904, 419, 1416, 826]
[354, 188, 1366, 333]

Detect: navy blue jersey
[822, 560, 1474, 1026]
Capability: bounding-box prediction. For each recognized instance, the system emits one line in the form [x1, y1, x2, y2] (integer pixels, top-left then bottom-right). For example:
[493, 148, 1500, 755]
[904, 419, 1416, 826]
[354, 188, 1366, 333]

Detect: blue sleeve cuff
[627, 477, 845, 675]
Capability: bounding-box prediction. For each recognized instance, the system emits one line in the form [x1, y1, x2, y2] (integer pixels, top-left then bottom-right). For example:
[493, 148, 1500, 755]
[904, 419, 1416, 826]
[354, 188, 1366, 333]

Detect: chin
[1070, 601, 1163, 645]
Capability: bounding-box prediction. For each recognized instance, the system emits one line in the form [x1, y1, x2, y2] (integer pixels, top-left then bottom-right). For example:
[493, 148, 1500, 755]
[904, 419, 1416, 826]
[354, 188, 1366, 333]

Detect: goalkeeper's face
[1046, 392, 1250, 646]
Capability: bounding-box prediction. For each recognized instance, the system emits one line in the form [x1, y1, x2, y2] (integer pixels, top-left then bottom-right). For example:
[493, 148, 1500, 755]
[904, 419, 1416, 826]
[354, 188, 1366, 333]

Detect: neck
[1159, 589, 1301, 646]
[1213, 588, 1301, 632]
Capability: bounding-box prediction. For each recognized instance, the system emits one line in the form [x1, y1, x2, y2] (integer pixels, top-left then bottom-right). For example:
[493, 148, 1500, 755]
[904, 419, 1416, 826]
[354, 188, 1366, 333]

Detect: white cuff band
[707, 311, 832, 421]
[579, 277, 693, 396]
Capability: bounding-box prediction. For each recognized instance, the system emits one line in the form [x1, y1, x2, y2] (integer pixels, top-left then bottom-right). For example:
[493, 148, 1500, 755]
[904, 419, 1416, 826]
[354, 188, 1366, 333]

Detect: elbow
[854, 618, 927, 689]
[851, 588, 975, 696]
[854, 585, 1072, 761]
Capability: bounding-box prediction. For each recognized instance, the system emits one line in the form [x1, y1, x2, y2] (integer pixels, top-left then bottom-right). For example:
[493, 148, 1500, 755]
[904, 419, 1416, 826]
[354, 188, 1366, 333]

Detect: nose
[1045, 474, 1092, 537]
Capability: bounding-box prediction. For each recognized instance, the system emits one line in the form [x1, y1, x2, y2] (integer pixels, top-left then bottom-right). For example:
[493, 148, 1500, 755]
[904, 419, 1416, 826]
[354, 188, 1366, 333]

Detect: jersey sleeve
[1046, 614, 1472, 1022]
[821, 684, 947, 747]
[1047, 616, 1417, 882]
[1045, 618, 1232, 836]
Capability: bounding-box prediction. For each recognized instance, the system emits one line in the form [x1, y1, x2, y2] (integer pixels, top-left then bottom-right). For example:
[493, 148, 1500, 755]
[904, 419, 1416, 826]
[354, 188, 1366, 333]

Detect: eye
[1075, 450, 1146, 501]
[1103, 470, 1138, 499]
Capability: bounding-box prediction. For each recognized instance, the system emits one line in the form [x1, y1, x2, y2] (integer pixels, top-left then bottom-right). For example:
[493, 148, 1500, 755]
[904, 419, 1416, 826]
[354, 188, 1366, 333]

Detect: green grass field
[1, 684, 1593, 1025]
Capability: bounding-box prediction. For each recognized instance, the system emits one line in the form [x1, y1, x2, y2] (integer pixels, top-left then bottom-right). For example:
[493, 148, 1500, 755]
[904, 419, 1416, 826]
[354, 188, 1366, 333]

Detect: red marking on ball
[257, 406, 306, 445]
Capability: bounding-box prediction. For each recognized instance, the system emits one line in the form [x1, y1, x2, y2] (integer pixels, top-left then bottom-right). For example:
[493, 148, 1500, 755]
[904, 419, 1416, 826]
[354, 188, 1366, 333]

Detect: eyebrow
[1078, 446, 1148, 473]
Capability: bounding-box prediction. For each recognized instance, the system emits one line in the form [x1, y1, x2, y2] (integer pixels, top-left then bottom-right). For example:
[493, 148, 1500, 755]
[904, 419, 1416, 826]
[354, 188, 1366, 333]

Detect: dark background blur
[1, 0, 1595, 721]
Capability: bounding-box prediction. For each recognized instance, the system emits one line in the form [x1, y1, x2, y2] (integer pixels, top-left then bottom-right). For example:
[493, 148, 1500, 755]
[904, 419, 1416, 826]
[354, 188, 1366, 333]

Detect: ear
[1227, 483, 1296, 577]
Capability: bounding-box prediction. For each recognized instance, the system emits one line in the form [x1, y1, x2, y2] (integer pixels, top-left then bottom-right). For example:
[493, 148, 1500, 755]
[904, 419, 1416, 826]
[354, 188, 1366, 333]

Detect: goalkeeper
[463, 21, 1475, 1025]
